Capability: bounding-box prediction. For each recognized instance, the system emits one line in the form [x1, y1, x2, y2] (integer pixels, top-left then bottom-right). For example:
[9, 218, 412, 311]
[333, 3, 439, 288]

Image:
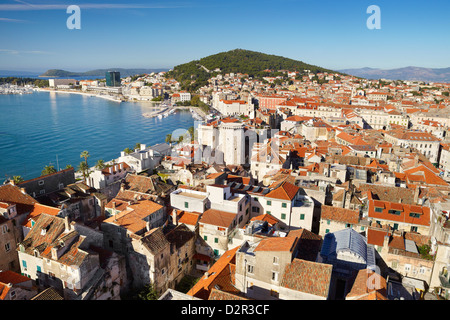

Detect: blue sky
[0, 0, 449, 72]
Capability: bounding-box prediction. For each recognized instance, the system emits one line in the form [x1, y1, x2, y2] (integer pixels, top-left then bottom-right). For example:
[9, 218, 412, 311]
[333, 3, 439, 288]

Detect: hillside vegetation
[166, 48, 338, 91]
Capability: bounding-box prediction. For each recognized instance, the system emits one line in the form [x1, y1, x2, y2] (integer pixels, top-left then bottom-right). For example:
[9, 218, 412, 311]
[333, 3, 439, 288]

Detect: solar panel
[253, 186, 261, 193]
[262, 188, 270, 195]
[235, 183, 243, 189]
[229, 182, 236, 188]
[243, 185, 251, 191]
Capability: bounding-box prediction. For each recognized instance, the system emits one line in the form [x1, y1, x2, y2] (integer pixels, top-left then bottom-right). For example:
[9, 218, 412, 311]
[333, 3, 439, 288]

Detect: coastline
[142, 105, 207, 121]
[36, 88, 122, 103]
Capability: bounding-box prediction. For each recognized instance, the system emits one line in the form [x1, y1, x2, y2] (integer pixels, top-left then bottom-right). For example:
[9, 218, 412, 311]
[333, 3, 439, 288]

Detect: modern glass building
[105, 71, 121, 87]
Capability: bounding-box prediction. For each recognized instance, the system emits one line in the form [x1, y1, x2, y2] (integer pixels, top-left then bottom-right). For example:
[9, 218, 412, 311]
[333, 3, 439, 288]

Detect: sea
[0, 90, 197, 181]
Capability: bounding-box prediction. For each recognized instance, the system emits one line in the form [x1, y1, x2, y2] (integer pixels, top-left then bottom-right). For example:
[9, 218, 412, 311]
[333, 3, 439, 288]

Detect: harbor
[142, 103, 206, 121]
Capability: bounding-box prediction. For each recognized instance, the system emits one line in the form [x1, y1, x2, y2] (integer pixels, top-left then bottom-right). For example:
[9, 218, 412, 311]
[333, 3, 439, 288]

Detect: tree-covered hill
[166, 48, 340, 91]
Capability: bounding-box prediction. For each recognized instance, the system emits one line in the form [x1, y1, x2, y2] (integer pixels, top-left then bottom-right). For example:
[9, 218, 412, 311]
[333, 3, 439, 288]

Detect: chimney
[172, 209, 178, 225]
[414, 187, 420, 204]
[64, 216, 71, 232]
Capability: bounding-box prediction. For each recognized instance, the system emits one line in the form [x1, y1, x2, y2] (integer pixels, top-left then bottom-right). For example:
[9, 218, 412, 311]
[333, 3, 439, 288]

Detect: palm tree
[95, 159, 106, 170]
[165, 134, 172, 143]
[134, 143, 141, 151]
[80, 150, 90, 166]
[65, 164, 73, 169]
[78, 161, 91, 183]
[178, 135, 184, 144]
[188, 126, 195, 142]
[12, 176, 24, 184]
[41, 165, 57, 176]
[123, 147, 133, 155]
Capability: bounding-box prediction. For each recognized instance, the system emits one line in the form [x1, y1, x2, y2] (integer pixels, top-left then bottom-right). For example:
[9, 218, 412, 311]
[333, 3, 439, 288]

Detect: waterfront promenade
[37, 88, 122, 102]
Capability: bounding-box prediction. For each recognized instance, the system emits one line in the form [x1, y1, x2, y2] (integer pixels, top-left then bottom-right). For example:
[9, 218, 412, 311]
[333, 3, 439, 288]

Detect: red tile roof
[280, 258, 332, 298]
[368, 200, 430, 227]
[264, 181, 299, 201]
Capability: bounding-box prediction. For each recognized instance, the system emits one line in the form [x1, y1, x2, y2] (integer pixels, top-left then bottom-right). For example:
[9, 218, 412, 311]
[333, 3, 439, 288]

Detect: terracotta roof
[30, 287, 64, 300]
[280, 258, 332, 298]
[367, 228, 389, 247]
[208, 288, 248, 300]
[368, 200, 431, 227]
[187, 246, 239, 300]
[254, 236, 298, 252]
[22, 203, 60, 228]
[103, 199, 164, 234]
[199, 208, 236, 228]
[321, 205, 360, 224]
[0, 184, 37, 215]
[176, 210, 201, 226]
[264, 181, 299, 201]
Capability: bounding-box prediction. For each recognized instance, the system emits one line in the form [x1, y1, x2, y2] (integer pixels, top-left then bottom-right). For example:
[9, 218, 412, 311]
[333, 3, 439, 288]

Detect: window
[267, 200, 271, 206]
[409, 212, 420, 218]
[214, 237, 218, 243]
[38, 180, 44, 186]
[5, 242, 11, 252]
[247, 265, 254, 274]
[271, 271, 279, 282]
[327, 219, 331, 225]
[273, 256, 279, 265]
[266, 211, 271, 215]
[22, 260, 27, 269]
[388, 209, 401, 215]
[1, 225, 8, 234]
[281, 213, 286, 220]
[391, 260, 398, 269]
[37, 266, 41, 273]
[325, 229, 329, 234]
[203, 235, 208, 241]
[375, 207, 383, 213]
[300, 214, 305, 220]
[282, 203, 287, 208]
[184, 202, 189, 208]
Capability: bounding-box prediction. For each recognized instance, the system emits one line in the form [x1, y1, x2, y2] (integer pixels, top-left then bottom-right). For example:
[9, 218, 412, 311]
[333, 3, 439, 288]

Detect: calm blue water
[0, 91, 196, 180]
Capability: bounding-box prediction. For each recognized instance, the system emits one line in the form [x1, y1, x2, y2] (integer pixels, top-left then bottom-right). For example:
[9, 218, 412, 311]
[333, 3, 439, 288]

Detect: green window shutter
[22, 260, 27, 268]
[300, 214, 305, 220]
[214, 238, 218, 243]
[184, 202, 189, 208]
[325, 229, 329, 234]
[267, 200, 272, 206]
[281, 214, 286, 220]
[282, 203, 287, 208]
[203, 235, 207, 241]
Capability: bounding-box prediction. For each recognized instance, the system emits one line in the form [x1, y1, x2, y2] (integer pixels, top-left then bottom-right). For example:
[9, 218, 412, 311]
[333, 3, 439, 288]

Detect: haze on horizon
[0, 0, 449, 72]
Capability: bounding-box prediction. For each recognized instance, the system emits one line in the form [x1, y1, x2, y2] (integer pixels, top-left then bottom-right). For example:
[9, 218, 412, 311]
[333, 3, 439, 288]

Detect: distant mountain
[166, 48, 342, 91]
[40, 68, 169, 78]
[0, 70, 42, 77]
[338, 66, 450, 83]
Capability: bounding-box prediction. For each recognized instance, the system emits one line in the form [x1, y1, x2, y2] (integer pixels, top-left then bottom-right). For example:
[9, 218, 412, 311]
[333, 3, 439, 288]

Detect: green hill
[166, 48, 340, 91]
